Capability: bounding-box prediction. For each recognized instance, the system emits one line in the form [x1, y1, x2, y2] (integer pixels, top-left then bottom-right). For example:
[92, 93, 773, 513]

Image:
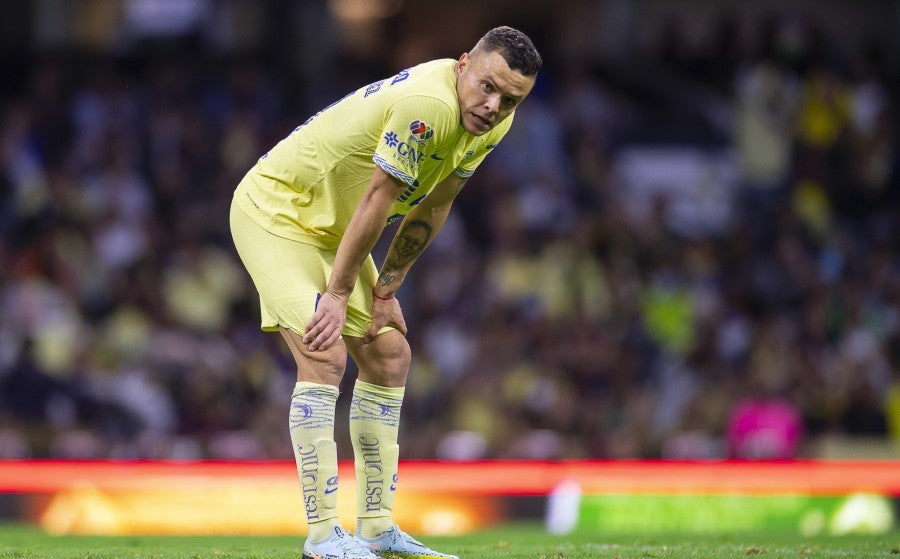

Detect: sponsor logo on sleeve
[408, 120, 433, 142]
[382, 130, 425, 166]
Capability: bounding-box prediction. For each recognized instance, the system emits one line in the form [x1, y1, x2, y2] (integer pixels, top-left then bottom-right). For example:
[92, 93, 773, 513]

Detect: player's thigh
[230, 203, 325, 335]
[345, 330, 411, 388]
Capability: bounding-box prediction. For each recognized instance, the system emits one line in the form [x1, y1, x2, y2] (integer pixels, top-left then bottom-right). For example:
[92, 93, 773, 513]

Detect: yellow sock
[290, 381, 340, 542]
[349, 380, 404, 538]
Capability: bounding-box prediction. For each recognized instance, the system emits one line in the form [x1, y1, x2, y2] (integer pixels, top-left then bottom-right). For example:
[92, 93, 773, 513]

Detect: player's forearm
[329, 185, 397, 297]
[376, 203, 452, 296]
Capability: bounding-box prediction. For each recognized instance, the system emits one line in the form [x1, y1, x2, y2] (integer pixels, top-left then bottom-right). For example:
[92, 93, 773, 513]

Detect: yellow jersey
[233, 58, 513, 250]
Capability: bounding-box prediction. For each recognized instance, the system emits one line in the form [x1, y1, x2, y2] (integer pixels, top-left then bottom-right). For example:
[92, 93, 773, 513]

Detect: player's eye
[481, 81, 494, 93]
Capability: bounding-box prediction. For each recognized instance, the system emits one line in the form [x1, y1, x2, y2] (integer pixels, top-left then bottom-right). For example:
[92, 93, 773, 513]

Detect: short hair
[472, 26, 542, 77]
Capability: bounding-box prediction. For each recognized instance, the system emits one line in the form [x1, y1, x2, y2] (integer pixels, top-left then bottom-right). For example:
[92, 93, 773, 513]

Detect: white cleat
[303, 526, 380, 559]
[356, 525, 459, 559]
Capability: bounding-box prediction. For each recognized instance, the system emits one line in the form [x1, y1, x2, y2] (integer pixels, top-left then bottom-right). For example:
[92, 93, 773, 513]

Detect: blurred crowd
[2, 8, 900, 461]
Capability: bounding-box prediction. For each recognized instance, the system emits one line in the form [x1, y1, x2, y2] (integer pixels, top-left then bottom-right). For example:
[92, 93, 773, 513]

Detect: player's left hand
[364, 296, 407, 344]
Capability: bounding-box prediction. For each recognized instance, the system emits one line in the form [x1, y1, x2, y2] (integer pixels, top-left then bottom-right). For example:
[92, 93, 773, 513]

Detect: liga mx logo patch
[408, 120, 433, 142]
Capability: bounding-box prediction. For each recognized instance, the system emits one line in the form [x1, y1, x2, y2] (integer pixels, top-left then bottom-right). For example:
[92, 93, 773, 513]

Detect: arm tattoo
[378, 272, 398, 287]
[384, 220, 432, 271]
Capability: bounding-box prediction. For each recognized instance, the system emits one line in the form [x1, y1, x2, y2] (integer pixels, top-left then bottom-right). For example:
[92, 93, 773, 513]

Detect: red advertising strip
[1, 460, 898, 496]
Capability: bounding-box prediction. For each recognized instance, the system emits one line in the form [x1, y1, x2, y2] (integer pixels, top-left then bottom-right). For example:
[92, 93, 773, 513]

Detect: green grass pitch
[1, 523, 898, 558]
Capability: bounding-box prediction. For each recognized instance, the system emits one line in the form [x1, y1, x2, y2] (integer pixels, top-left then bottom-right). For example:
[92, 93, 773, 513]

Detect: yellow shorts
[229, 201, 388, 338]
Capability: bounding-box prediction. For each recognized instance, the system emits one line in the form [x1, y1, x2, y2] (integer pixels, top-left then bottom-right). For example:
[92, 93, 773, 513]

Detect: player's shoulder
[378, 61, 458, 133]
[403, 58, 456, 81]
[386, 59, 457, 106]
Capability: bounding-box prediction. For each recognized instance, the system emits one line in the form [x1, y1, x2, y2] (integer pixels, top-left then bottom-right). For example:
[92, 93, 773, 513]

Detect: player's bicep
[365, 166, 407, 204]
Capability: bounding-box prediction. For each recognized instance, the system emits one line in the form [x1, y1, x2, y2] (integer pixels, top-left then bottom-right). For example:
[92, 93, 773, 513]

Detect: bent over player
[230, 26, 541, 559]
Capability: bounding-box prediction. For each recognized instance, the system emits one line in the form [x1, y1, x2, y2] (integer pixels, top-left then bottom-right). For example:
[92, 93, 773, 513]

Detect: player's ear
[455, 52, 470, 77]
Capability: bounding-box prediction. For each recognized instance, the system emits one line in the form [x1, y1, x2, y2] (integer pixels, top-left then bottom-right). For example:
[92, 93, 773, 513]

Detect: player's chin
[464, 124, 491, 136]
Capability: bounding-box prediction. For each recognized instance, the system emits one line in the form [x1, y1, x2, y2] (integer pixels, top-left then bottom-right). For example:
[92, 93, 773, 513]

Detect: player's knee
[370, 333, 411, 383]
[384, 334, 411, 372]
[295, 346, 348, 384]
[297, 358, 345, 383]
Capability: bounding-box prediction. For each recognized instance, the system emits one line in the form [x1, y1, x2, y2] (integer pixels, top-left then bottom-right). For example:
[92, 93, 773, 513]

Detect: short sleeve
[453, 114, 514, 178]
[373, 96, 454, 186]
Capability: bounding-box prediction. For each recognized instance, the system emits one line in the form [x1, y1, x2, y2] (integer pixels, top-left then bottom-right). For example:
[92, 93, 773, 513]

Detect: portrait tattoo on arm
[379, 220, 433, 287]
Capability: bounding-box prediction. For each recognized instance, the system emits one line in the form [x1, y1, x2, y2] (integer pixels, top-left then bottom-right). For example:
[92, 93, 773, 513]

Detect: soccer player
[230, 26, 541, 559]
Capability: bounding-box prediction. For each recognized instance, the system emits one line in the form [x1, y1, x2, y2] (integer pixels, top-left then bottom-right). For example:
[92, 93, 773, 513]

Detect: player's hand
[363, 296, 407, 344]
[303, 291, 348, 351]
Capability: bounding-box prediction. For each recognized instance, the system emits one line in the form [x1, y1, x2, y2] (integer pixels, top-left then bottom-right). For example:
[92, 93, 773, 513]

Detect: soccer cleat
[303, 526, 381, 559]
[355, 525, 459, 559]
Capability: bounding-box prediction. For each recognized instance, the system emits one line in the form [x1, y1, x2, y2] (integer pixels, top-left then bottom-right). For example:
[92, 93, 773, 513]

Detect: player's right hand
[303, 291, 348, 351]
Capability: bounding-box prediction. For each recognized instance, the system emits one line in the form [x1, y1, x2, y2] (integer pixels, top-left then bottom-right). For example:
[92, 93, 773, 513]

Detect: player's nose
[483, 94, 500, 114]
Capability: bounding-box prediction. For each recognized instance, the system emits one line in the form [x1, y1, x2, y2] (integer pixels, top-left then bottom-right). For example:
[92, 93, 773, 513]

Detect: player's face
[454, 50, 535, 136]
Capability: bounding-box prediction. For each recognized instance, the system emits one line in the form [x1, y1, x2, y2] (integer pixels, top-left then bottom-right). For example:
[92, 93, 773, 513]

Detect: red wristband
[372, 289, 394, 301]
